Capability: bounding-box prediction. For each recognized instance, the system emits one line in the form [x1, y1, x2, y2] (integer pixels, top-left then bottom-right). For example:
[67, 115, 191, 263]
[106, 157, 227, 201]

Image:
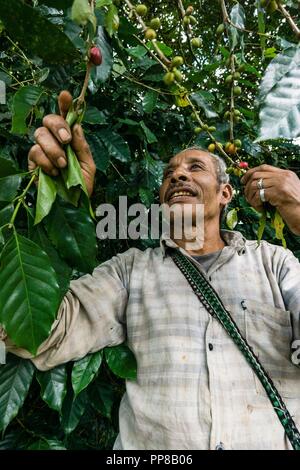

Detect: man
[3, 91, 300, 450]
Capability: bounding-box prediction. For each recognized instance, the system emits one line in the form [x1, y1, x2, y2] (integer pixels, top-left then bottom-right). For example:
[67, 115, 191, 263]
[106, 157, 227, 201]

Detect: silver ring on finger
[257, 178, 264, 190]
[259, 188, 266, 203]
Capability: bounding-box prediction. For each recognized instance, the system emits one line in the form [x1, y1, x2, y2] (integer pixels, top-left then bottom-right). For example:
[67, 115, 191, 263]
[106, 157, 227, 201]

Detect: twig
[176, 0, 202, 67]
[277, 2, 300, 39]
[133, 34, 169, 71]
[124, 0, 171, 68]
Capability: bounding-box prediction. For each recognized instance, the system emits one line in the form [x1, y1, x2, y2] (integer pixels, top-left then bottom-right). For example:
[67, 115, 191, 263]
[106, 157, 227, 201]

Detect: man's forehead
[167, 150, 213, 167]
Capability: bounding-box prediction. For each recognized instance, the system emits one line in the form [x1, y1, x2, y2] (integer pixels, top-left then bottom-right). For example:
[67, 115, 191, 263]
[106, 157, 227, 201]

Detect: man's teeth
[170, 191, 193, 199]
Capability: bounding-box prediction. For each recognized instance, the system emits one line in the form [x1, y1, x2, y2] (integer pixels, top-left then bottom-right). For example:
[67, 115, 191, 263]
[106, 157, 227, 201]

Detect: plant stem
[277, 2, 300, 39]
[77, 61, 93, 109]
[9, 172, 37, 226]
[124, 0, 171, 68]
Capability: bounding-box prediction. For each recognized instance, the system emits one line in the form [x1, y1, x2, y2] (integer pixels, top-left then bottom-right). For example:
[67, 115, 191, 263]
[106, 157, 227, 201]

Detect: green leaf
[126, 45, 147, 59]
[11, 86, 44, 135]
[71, 0, 96, 31]
[27, 439, 66, 450]
[54, 175, 81, 207]
[0, 355, 35, 432]
[104, 344, 137, 380]
[272, 210, 286, 248]
[143, 91, 158, 114]
[226, 208, 238, 230]
[229, 3, 245, 52]
[256, 45, 300, 141]
[40, 0, 73, 8]
[149, 42, 173, 57]
[0, 157, 18, 177]
[190, 91, 218, 119]
[36, 365, 67, 413]
[140, 121, 157, 144]
[30, 224, 72, 300]
[61, 145, 89, 198]
[257, 0, 266, 57]
[0, 233, 60, 354]
[98, 129, 130, 162]
[83, 106, 107, 125]
[72, 351, 103, 396]
[0, 203, 13, 227]
[35, 170, 57, 225]
[257, 210, 267, 245]
[105, 4, 119, 37]
[60, 389, 87, 434]
[0, 0, 80, 64]
[45, 198, 97, 273]
[0, 175, 22, 202]
[89, 379, 114, 418]
[89, 27, 113, 89]
[86, 134, 111, 173]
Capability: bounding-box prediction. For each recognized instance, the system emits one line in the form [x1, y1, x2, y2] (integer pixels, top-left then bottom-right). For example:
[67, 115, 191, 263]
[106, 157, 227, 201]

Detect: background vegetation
[0, 0, 299, 450]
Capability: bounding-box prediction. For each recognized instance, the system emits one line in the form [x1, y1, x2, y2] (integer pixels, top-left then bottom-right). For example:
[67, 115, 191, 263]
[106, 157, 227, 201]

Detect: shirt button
[215, 442, 225, 450]
[208, 343, 214, 351]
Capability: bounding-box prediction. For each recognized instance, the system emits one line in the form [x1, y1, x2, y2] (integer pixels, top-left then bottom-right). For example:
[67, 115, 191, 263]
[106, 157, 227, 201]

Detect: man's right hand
[28, 90, 96, 197]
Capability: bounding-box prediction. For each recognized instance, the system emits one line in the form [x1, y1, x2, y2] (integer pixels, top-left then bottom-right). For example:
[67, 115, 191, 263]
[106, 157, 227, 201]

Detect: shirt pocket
[243, 299, 300, 399]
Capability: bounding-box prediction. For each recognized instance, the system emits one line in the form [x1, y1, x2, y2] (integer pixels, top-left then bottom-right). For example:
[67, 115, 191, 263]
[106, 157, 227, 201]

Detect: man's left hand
[241, 164, 300, 236]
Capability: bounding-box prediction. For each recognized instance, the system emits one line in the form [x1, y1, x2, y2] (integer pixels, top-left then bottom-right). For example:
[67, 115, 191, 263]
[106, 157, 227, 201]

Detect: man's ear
[220, 183, 233, 205]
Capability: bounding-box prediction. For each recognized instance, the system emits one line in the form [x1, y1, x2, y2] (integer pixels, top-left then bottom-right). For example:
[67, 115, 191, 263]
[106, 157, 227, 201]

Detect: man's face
[159, 149, 227, 221]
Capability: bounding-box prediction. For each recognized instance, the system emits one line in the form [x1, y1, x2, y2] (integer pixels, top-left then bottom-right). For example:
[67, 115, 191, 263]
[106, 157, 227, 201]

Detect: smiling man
[2, 91, 300, 450]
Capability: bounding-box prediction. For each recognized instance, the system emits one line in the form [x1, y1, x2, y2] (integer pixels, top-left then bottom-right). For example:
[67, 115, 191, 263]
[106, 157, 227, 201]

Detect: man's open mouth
[167, 188, 196, 202]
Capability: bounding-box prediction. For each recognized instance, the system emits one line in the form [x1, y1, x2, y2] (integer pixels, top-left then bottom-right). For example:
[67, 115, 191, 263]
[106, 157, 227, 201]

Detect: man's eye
[191, 164, 201, 170]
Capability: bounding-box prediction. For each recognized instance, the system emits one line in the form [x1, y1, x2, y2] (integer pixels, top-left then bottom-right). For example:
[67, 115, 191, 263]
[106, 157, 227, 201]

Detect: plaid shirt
[4, 230, 300, 450]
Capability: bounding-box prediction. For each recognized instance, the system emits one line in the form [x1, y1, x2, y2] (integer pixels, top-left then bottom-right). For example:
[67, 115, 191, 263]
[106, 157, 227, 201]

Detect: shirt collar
[159, 229, 246, 258]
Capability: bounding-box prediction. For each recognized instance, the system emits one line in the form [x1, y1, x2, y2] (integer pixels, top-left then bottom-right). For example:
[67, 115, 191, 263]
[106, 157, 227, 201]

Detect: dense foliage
[0, 0, 299, 450]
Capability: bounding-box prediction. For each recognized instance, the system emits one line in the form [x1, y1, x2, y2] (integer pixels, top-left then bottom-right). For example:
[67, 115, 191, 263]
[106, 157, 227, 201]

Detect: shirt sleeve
[3, 249, 136, 371]
[278, 247, 300, 341]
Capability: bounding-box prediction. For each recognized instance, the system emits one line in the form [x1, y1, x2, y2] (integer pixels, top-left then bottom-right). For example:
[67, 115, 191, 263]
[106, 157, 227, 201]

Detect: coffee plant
[0, 0, 299, 450]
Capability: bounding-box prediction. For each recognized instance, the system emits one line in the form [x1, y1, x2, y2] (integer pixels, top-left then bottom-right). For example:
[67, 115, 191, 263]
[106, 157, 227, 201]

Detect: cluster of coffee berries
[163, 56, 184, 85]
[224, 139, 242, 155]
[134, 4, 162, 41]
[182, 5, 197, 26]
[193, 122, 216, 135]
[181, 5, 202, 49]
[226, 161, 249, 177]
[224, 108, 242, 123]
[89, 46, 102, 66]
[260, 0, 278, 13]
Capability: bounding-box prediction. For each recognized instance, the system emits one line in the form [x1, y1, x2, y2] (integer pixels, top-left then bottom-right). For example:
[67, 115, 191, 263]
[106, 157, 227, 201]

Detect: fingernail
[57, 157, 67, 168]
[58, 128, 70, 142]
[51, 169, 59, 176]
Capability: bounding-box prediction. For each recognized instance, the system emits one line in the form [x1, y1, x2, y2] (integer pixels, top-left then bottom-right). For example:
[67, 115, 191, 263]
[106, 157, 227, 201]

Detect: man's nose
[170, 168, 190, 183]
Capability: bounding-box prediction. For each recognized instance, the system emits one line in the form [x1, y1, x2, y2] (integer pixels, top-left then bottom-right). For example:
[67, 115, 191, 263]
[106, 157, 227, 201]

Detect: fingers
[58, 90, 73, 119]
[241, 164, 279, 185]
[34, 127, 67, 169]
[28, 145, 59, 177]
[42, 114, 72, 145]
[71, 124, 95, 167]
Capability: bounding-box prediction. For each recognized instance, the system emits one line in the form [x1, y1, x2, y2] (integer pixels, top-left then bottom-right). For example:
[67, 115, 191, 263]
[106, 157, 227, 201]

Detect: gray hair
[183, 145, 229, 186]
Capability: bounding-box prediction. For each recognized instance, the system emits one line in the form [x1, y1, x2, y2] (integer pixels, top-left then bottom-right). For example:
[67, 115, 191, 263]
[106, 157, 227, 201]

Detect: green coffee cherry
[171, 56, 184, 67]
[163, 72, 175, 85]
[173, 68, 183, 82]
[216, 23, 225, 35]
[145, 28, 157, 40]
[208, 126, 216, 132]
[225, 75, 233, 85]
[136, 4, 148, 16]
[189, 16, 197, 25]
[194, 127, 202, 134]
[191, 37, 202, 48]
[233, 71, 241, 80]
[183, 16, 191, 26]
[150, 17, 161, 30]
[234, 139, 242, 148]
[233, 86, 242, 96]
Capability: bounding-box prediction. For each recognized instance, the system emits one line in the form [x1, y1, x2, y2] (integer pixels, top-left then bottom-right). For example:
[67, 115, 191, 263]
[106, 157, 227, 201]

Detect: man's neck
[171, 221, 225, 256]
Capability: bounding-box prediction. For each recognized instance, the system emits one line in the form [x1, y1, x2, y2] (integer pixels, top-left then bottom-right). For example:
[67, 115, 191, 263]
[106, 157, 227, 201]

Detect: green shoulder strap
[168, 247, 300, 451]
